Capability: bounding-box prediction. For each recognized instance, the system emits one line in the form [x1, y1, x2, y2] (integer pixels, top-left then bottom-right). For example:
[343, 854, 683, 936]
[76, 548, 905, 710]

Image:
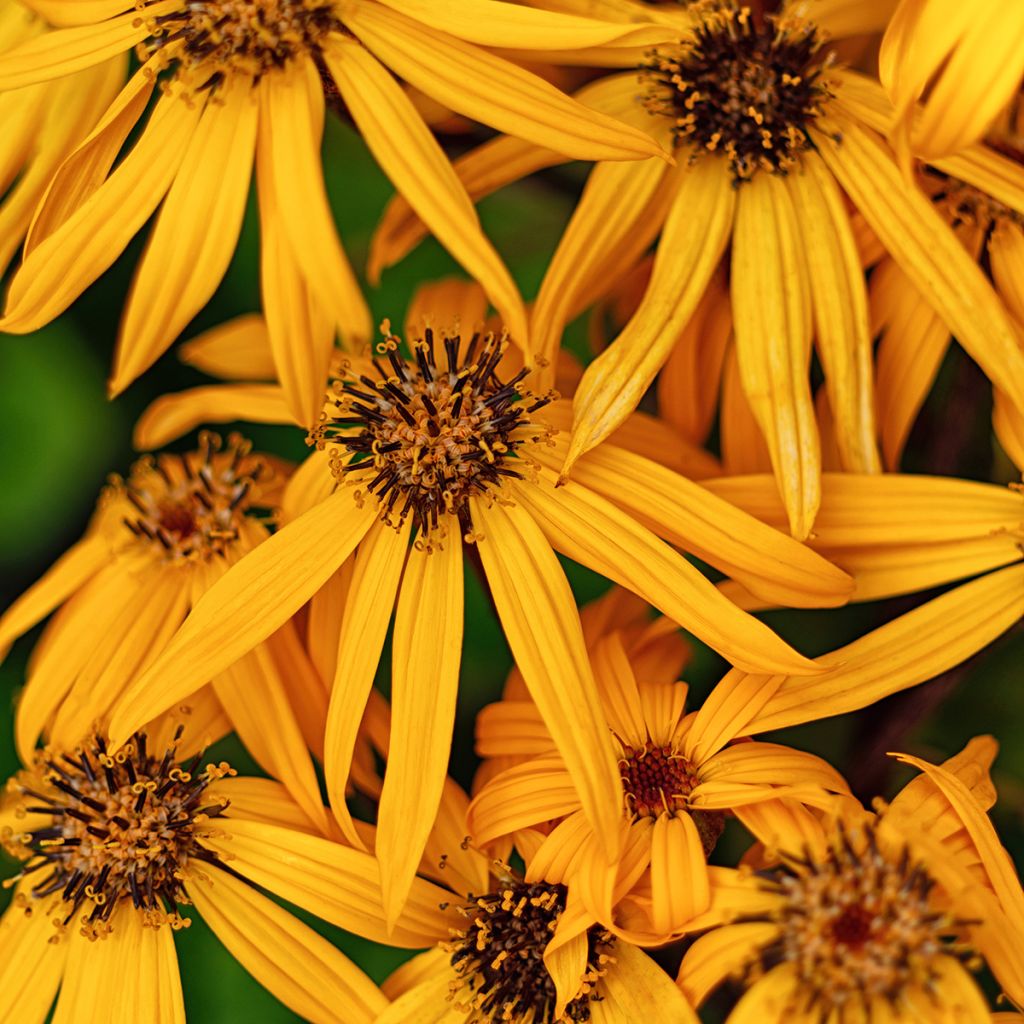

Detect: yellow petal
[212, 775, 328, 836]
[107, 489, 376, 749]
[475, 700, 552, 758]
[789, 150, 880, 474]
[342, 2, 666, 162]
[563, 160, 735, 475]
[0, 883, 69, 1022]
[732, 173, 819, 539]
[699, 742, 849, 794]
[744, 563, 1024, 734]
[513, 473, 821, 676]
[325, 36, 526, 345]
[995, 387, 1024, 473]
[133, 384, 293, 450]
[200, 817, 457, 947]
[111, 74, 257, 395]
[677, 922, 779, 1008]
[374, 965, 465, 1024]
[186, 867, 387, 1024]
[990, 221, 1024, 325]
[649, 813, 711, 934]
[325, 516, 409, 847]
[378, 533, 464, 929]
[813, 115, 1024, 418]
[2, 85, 203, 334]
[595, 940, 700, 1024]
[258, 57, 371, 347]
[471, 494, 624, 861]
[178, 314, 276, 380]
[0, 534, 106, 662]
[720, 342, 773, 475]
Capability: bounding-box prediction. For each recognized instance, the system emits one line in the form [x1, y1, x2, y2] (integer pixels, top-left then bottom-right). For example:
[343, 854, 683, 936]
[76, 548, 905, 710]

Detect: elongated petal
[732, 173, 818, 539]
[700, 743, 849, 794]
[650, 813, 711, 934]
[513, 473, 821, 676]
[201, 818, 457, 947]
[677, 922, 780, 1008]
[536, 442, 852, 609]
[596, 940, 700, 1024]
[378, 534, 464, 928]
[471, 495, 624, 861]
[743, 564, 1024, 734]
[813, 116, 1024, 417]
[187, 868, 387, 1024]
[325, 36, 526, 345]
[2, 87, 203, 333]
[995, 387, 1024, 472]
[341, 4, 665, 162]
[107, 490, 376, 748]
[112, 74, 257, 394]
[0, 534, 106, 661]
[374, 967, 464, 1024]
[133, 384, 293, 450]
[325, 517, 409, 847]
[0, 884, 68, 1023]
[178, 314, 275, 380]
[789, 150, 879, 474]
[259, 57, 371, 346]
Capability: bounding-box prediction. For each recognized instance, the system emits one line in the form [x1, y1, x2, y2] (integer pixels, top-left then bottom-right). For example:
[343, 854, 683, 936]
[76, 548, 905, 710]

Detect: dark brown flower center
[143, 0, 341, 86]
[448, 881, 614, 1023]
[311, 323, 553, 538]
[644, 3, 830, 181]
[924, 167, 1024, 236]
[752, 823, 970, 1013]
[118, 433, 268, 562]
[2, 730, 235, 938]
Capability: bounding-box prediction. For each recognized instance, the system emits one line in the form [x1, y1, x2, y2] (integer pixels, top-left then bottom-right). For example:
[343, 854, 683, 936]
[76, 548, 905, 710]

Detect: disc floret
[2, 729, 235, 938]
[447, 880, 614, 1023]
[115, 432, 268, 562]
[311, 322, 554, 539]
[753, 823, 973, 1013]
[644, 3, 832, 181]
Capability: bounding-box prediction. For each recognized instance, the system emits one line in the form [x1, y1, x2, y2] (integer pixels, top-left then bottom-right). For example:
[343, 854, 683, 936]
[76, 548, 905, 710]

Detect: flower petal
[596, 940, 700, 1024]
[649, 813, 711, 934]
[677, 922, 780, 1008]
[178, 314, 276, 381]
[0, 884, 69, 1022]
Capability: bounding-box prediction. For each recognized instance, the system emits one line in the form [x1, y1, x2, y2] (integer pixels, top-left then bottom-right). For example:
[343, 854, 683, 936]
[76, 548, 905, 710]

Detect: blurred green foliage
[1, 109, 1021, 1022]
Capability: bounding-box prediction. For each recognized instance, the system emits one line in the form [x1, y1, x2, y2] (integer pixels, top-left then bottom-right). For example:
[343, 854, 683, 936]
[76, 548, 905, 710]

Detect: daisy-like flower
[677, 737, 1024, 1020]
[375, 0, 1024, 539]
[373, 779, 700, 1024]
[0, 433, 331, 833]
[880, 0, 1024, 160]
[101, 282, 853, 929]
[0, 0, 674, 425]
[0, 0, 125, 274]
[468, 589, 850, 943]
[0, 725, 392, 1024]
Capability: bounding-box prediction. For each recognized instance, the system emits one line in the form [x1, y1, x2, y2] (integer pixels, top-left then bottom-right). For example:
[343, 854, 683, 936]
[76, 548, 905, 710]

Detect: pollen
[115, 432, 269, 562]
[142, 0, 341, 86]
[446, 880, 614, 1023]
[311, 322, 554, 539]
[754, 822, 973, 1015]
[619, 742, 724, 856]
[925, 167, 1024, 235]
[643, 2, 831, 182]
[2, 729, 235, 938]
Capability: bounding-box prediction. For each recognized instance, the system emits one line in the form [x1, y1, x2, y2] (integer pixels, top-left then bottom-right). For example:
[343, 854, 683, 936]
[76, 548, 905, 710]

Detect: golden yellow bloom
[0, 0, 672, 425]
[376, 1, 1024, 540]
[0, 726, 391, 1024]
[100, 282, 854, 931]
[373, 776, 699, 1024]
[678, 737, 1024, 1021]
[0, 0, 125, 274]
[469, 588, 848, 942]
[0, 434, 331, 832]
[880, 0, 1024, 160]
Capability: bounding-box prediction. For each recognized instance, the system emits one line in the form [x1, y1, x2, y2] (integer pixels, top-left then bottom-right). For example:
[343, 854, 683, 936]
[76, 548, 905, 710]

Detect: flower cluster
[0, 0, 1023, 1021]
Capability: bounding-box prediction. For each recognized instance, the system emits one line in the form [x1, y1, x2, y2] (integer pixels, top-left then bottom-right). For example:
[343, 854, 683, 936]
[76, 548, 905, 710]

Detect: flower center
[448, 881, 614, 1023]
[118, 433, 268, 562]
[311, 323, 553, 538]
[925, 168, 1024, 236]
[143, 0, 341, 85]
[2, 730, 235, 938]
[760, 824, 968, 1013]
[618, 742, 725, 855]
[644, 3, 830, 181]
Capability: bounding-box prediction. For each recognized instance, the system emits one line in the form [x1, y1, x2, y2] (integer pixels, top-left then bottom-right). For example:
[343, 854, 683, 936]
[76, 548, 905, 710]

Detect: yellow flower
[880, 0, 1024, 160]
[677, 737, 1024, 1020]
[101, 285, 854, 930]
[372, 776, 700, 1024]
[469, 588, 849, 942]
[0, 726, 391, 1024]
[0, 0, 125, 275]
[0, 433, 331, 833]
[376, 0, 1024, 540]
[0, 0, 672, 424]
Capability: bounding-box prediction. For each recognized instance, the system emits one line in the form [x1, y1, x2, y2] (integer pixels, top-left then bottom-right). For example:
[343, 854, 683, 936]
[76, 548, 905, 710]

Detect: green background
[1, 114, 1022, 1020]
